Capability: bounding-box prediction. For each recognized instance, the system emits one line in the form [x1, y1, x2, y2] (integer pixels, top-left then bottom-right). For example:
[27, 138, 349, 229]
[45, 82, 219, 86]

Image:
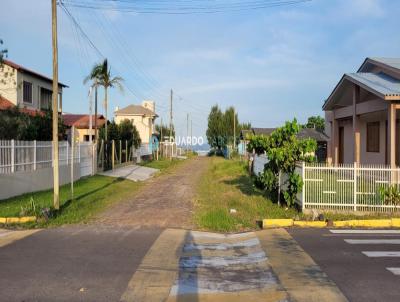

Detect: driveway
[95, 157, 209, 229]
[99, 164, 159, 181]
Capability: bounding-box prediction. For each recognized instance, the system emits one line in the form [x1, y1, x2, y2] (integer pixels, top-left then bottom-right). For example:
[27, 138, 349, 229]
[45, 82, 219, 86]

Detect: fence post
[119, 140, 122, 165]
[302, 161, 305, 212]
[78, 142, 81, 163]
[66, 140, 69, 166]
[125, 140, 128, 163]
[33, 140, 37, 171]
[112, 140, 115, 170]
[353, 162, 357, 211]
[11, 139, 15, 173]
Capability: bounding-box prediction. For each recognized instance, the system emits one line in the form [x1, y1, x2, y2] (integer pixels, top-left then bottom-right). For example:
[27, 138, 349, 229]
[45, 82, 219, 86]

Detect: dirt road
[96, 156, 209, 229]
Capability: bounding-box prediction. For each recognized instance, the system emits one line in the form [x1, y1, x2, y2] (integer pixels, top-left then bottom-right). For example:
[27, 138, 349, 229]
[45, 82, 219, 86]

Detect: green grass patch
[140, 157, 186, 174]
[194, 157, 301, 232]
[0, 175, 142, 227]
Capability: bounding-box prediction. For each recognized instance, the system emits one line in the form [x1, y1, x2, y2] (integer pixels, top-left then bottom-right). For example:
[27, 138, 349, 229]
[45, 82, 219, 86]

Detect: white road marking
[362, 251, 400, 257]
[330, 229, 400, 234]
[345, 239, 400, 244]
[386, 267, 400, 275]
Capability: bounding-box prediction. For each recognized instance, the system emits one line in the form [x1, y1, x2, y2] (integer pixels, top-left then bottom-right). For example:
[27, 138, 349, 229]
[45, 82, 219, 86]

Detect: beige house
[114, 101, 158, 144]
[0, 59, 67, 112]
[63, 114, 106, 142]
[324, 58, 400, 167]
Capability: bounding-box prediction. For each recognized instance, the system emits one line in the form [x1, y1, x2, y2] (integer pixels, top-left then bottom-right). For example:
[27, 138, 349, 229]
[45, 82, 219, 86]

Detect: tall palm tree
[84, 59, 123, 141]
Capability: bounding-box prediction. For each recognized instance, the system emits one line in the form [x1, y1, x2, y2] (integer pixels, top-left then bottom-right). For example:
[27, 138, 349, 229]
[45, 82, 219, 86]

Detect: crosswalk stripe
[345, 239, 400, 244]
[386, 267, 400, 275]
[362, 251, 400, 257]
[330, 230, 400, 234]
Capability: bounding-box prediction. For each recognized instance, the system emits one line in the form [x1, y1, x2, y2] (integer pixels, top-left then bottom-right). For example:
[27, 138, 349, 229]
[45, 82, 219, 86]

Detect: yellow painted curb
[333, 219, 392, 228]
[293, 221, 327, 228]
[392, 218, 400, 227]
[263, 219, 293, 228]
[0, 216, 37, 224]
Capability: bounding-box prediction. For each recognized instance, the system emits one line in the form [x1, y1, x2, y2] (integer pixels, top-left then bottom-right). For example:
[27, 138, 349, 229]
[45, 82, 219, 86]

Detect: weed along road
[0, 157, 395, 301]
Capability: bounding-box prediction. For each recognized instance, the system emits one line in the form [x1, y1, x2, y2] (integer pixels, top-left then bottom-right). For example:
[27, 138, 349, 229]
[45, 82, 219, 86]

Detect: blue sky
[2, 0, 400, 140]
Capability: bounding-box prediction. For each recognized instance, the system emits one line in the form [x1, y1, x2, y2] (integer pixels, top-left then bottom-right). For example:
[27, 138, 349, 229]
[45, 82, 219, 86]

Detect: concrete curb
[263, 218, 400, 229]
[0, 216, 36, 224]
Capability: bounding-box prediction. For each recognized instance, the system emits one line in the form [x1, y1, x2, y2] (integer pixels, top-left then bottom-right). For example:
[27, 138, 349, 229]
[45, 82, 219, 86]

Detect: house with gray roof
[323, 57, 400, 166]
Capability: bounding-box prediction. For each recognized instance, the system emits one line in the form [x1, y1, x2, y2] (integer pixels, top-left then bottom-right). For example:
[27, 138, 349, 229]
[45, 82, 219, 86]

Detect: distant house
[114, 101, 158, 144]
[323, 58, 400, 166]
[0, 59, 67, 114]
[63, 114, 106, 142]
[244, 127, 329, 162]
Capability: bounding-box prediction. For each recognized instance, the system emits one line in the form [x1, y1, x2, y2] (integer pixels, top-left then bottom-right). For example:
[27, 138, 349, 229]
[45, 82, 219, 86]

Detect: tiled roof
[62, 114, 106, 129]
[115, 104, 157, 116]
[2, 59, 68, 87]
[0, 95, 44, 116]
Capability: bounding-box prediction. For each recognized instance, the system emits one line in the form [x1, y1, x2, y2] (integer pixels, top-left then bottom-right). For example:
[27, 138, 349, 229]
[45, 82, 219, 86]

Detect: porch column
[332, 117, 339, 165]
[353, 85, 361, 164]
[388, 103, 396, 168]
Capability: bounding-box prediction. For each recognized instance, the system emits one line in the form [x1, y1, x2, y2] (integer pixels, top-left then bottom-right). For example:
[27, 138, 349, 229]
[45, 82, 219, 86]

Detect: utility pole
[186, 113, 189, 153]
[233, 107, 236, 151]
[160, 117, 163, 142]
[94, 85, 98, 142]
[190, 117, 193, 152]
[52, 0, 60, 210]
[169, 89, 173, 142]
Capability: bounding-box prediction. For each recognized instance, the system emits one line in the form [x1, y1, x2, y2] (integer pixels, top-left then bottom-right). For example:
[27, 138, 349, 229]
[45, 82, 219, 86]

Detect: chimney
[115, 106, 120, 112]
[142, 100, 155, 113]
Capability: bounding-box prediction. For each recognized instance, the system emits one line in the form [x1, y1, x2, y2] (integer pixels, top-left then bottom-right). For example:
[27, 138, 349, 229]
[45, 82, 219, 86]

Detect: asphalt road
[0, 226, 161, 302]
[289, 228, 400, 302]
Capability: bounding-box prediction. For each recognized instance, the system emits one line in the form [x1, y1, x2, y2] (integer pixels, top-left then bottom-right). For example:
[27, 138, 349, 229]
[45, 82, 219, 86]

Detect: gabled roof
[0, 95, 44, 116]
[346, 72, 400, 99]
[252, 127, 276, 136]
[2, 59, 68, 88]
[358, 57, 400, 73]
[62, 114, 106, 129]
[114, 104, 157, 117]
[297, 128, 329, 142]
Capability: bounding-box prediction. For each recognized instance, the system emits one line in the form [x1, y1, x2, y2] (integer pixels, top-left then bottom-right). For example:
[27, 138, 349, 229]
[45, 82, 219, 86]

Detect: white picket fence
[301, 162, 400, 212]
[0, 140, 96, 177]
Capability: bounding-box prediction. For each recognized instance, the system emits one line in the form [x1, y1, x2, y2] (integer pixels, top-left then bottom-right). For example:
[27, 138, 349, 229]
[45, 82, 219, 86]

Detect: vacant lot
[194, 156, 300, 232]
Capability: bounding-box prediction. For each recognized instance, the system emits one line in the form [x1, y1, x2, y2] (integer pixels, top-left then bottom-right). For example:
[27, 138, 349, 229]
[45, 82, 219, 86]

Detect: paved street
[289, 228, 400, 302]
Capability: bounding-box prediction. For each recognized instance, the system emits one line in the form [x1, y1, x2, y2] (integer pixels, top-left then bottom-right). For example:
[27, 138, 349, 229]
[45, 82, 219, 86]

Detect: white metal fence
[0, 140, 96, 177]
[302, 162, 400, 212]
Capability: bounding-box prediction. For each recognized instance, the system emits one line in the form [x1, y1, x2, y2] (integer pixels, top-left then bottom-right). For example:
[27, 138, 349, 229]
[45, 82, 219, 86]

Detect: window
[40, 88, 52, 109]
[23, 81, 32, 103]
[367, 122, 380, 152]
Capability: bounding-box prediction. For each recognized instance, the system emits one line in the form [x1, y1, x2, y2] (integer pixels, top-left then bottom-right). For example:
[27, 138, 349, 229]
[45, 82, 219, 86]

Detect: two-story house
[0, 59, 67, 114]
[114, 100, 158, 144]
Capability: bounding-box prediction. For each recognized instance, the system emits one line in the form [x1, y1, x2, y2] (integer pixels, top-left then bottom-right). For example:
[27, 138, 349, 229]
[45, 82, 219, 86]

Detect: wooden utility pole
[169, 89, 173, 142]
[94, 85, 98, 142]
[190, 118, 193, 152]
[71, 126, 74, 200]
[186, 113, 189, 153]
[233, 107, 236, 151]
[52, 0, 60, 210]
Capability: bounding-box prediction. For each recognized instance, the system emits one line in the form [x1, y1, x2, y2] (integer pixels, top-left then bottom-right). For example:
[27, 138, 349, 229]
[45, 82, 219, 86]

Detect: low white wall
[0, 163, 80, 200]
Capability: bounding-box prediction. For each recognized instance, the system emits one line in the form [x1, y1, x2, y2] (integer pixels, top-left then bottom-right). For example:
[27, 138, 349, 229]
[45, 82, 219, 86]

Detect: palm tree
[84, 59, 123, 141]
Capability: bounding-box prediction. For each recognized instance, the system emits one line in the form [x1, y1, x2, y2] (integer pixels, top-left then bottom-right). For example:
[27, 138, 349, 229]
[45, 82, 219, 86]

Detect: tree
[119, 119, 141, 148]
[155, 123, 174, 142]
[247, 119, 317, 206]
[304, 116, 325, 132]
[206, 105, 225, 150]
[84, 59, 123, 141]
[0, 39, 7, 65]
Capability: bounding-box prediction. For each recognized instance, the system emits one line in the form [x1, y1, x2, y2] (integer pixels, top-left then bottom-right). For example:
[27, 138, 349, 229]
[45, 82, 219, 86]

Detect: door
[339, 127, 344, 164]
